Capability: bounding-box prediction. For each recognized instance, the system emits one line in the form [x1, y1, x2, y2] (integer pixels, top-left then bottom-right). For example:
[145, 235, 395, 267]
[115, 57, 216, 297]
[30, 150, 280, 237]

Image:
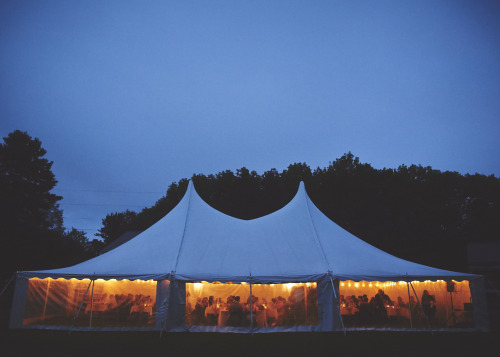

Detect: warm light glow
[194, 283, 202, 292]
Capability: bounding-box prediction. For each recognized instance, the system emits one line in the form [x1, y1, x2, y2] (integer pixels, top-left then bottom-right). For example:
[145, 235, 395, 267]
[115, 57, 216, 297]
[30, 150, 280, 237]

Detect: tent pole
[41, 278, 52, 321]
[69, 278, 93, 334]
[0, 273, 16, 299]
[329, 275, 346, 335]
[409, 282, 433, 333]
[249, 280, 253, 335]
[89, 279, 95, 328]
[406, 282, 413, 328]
[160, 274, 173, 338]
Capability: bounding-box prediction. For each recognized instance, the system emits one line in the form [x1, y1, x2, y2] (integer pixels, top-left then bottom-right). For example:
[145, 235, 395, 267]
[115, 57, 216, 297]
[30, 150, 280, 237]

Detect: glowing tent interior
[9, 181, 489, 332]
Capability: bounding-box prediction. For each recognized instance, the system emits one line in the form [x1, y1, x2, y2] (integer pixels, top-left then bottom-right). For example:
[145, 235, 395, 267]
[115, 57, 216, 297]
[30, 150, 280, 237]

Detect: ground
[0, 329, 498, 357]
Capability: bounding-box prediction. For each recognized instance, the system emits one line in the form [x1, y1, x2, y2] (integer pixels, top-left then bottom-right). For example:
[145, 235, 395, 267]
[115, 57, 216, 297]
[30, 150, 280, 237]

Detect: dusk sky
[1, 1, 500, 239]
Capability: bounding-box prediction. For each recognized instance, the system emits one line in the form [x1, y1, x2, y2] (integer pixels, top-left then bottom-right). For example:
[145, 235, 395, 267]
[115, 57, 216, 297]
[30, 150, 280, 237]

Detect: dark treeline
[0, 131, 103, 281]
[1, 130, 499, 281]
[98, 153, 500, 273]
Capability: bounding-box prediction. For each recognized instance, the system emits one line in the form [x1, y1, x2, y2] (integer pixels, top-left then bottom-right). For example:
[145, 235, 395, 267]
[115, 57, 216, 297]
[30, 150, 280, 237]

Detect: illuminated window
[338, 280, 474, 329]
[23, 278, 157, 327]
[185, 282, 318, 327]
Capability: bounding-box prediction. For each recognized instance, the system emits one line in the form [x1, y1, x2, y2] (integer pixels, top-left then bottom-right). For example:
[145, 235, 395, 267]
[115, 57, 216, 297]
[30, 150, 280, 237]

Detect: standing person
[227, 296, 243, 327]
[373, 289, 392, 324]
[276, 296, 286, 325]
[421, 290, 436, 322]
[205, 296, 219, 326]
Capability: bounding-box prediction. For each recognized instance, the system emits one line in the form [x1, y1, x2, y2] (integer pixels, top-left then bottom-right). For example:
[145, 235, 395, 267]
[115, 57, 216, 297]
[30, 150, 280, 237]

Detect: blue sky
[1, 1, 500, 238]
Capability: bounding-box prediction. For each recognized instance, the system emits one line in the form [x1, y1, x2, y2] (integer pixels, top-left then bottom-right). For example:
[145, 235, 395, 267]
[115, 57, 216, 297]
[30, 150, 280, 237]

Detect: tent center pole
[89, 279, 95, 328]
[249, 281, 253, 335]
[41, 278, 51, 321]
[69, 278, 93, 334]
[409, 281, 433, 334]
[406, 282, 413, 328]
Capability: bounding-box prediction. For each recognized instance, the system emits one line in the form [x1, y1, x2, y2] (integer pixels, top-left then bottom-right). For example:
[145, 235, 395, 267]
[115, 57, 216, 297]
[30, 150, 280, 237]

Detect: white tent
[9, 182, 489, 332]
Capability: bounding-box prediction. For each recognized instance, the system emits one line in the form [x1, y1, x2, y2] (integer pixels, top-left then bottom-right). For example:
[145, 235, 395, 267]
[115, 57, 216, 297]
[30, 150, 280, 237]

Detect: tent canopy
[20, 181, 479, 283]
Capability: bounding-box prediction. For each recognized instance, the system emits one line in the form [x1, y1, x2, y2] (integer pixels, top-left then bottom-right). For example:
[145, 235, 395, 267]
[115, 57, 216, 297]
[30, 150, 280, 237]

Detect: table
[130, 304, 153, 316]
[255, 310, 267, 327]
[218, 310, 230, 327]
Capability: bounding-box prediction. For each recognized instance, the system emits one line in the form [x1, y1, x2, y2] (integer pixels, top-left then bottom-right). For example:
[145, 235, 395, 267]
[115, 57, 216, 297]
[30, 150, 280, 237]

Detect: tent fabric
[20, 181, 479, 283]
[11, 181, 488, 332]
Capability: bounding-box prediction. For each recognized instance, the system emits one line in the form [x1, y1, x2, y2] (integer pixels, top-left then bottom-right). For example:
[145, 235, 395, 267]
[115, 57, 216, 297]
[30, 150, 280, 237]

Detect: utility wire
[55, 189, 164, 194]
[61, 203, 148, 207]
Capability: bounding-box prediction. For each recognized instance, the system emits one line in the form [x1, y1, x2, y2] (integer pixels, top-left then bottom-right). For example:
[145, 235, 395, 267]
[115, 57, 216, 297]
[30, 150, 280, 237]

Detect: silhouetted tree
[0, 131, 64, 278]
[0, 131, 100, 278]
[98, 153, 500, 271]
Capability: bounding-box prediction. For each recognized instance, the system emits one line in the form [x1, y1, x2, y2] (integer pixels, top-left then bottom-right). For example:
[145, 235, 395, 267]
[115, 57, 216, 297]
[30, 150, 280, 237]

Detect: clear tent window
[185, 282, 318, 327]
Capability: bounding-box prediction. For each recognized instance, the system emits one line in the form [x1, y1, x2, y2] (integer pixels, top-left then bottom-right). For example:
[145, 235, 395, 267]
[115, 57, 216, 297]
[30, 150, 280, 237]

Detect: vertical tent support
[160, 273, 173, 338]
[249, 279, 254, 335]
[69, 278, 93, 334]
[409, 281, 433, 333]
[329, 274, 346, 335]
[406, 282, 413, 328]
[89, 278, 95, 328]
[41, 278, 52, 321]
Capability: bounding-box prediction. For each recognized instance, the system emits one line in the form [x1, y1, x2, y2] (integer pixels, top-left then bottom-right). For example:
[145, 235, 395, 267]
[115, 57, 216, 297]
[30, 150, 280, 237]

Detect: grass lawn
[1, 329, 498, 357]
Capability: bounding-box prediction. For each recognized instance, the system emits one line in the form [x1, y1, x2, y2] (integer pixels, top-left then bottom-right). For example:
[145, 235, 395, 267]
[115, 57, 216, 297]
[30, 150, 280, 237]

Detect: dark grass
[1, 329, 498, 357]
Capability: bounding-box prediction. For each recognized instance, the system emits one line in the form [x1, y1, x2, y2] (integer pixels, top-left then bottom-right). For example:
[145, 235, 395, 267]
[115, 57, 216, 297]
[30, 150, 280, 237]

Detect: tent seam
[171, 182, 193, 274]
[304, 187, 332, 274]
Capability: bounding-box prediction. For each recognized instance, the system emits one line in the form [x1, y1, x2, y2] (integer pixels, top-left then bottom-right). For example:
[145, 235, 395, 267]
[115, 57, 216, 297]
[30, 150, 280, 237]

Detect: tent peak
[295, 181, 307, 198]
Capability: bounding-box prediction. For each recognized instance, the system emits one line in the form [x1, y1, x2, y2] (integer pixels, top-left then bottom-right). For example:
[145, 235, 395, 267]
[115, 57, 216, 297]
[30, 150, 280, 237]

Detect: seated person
[227, 296, 244, 327]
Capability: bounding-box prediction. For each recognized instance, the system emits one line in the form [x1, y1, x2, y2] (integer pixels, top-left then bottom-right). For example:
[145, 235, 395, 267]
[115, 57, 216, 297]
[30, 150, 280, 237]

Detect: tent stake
[406, 282, 413, 328]
[409, 281, 433, 334]
[69, 278, 93, 334]
[329, 275, 346, 335]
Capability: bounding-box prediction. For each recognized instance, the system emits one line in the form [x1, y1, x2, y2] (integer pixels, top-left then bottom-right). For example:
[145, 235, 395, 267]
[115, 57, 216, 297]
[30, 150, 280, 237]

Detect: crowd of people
[340, 289, 437, 325]
[84, 293, 155, 324]
[187, 286, 318, 327]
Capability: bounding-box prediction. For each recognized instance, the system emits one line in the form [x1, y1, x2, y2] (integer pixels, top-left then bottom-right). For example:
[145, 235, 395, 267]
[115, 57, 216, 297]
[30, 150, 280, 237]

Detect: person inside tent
[205, 296, 219, 326]
[372, 289, 393, 324]
[421, 290, 436, 322]
[227, 296, 244, 327]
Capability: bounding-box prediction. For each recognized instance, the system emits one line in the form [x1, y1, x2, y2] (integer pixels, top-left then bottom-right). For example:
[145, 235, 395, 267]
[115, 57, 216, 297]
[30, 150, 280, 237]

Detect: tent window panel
[186, 282, 251, 327]
[339, 280, 474, 329]
[185, 282, 318, 328]
[252, 283, 318, 327]
[23, 278, 157, 328]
